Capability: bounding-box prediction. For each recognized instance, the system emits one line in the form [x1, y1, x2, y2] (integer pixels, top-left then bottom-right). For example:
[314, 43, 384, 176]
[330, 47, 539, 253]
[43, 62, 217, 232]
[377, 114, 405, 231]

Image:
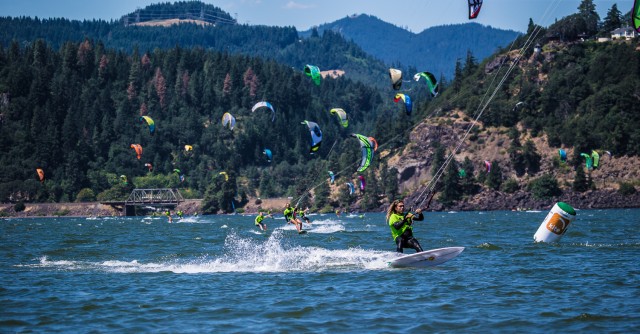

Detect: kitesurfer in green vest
[283, 203, 302, 233]
[255, 211, 271, 231]
[386, 193, 435, 253]
[297, 207, 311, 224]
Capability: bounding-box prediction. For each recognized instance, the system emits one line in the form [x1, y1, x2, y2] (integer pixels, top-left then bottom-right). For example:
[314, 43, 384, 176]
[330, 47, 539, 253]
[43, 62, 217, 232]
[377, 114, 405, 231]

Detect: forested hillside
[0, 2, 388, 87]
[384, 0, 640, 208]
[0, 38, 422, 213]
[1, 0, 638, 215]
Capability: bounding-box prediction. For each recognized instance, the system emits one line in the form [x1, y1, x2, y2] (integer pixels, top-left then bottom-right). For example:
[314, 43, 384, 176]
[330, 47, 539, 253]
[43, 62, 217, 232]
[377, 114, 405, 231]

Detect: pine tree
[201, 181, 222, 214]
[243, 67, 259, 98]
[527, 18, 536, 35]
[522, 140, 541, 175]
[508, 128, 526, 176]
[572, 165, 590, 192]
[460, 157, 478, 195]
[154, 67, 167, 109]
[439, 158, 462, 206]
[362, 171, 380, 211]
[430, 144, 446, 177]
[485, 161, 503, 190]
[223, 73, 232, 96]
[219, 173, 237, 213]
[313, 178, 330, 210]
[463, 50, 477, 77]
[381, 164, 399, 202]
[577, 0, 600, 36]
[600, 4, 622, 36]
[452, 58, 463, 93]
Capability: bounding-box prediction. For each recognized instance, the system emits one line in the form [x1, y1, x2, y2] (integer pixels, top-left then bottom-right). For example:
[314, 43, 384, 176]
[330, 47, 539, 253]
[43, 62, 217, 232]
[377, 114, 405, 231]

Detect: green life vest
[388, 213, 413, 241]
[255, 215, 264, 225]
[283, 208, 294, 221]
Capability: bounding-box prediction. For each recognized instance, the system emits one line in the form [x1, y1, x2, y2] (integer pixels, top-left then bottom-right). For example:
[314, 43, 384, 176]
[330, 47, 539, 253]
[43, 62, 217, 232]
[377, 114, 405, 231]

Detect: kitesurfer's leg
[407, 237, 423, 253]
[395, 237, 404, 253]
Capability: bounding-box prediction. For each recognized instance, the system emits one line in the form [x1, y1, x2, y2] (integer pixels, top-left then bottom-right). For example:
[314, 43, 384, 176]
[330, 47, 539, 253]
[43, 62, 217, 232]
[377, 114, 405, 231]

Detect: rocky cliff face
[383, 114, 640, 212]
[404, 189, 640, 212]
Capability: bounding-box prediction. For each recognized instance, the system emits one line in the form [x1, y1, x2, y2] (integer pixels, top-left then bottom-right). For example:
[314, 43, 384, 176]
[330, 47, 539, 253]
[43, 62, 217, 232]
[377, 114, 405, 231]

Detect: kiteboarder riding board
[389, 247, 464, 268]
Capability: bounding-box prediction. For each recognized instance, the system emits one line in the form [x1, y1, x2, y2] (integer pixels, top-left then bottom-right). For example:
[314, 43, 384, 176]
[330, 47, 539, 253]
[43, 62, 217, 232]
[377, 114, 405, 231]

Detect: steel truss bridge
[101, 188, 183, 216]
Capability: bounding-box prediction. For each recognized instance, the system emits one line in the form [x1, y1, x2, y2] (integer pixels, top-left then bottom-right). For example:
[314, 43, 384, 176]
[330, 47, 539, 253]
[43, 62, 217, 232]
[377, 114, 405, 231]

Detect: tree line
[0, 37, 412, 213]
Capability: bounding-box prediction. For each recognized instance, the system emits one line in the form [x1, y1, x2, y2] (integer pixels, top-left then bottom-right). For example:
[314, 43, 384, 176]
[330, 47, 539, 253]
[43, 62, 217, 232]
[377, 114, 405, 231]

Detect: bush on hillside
[501, 179, 520, 193]
[14, 201, 26, 212]
[528, 174, 562, 199]
[618, 182, 637, 196]
[76, 188, 96, 202]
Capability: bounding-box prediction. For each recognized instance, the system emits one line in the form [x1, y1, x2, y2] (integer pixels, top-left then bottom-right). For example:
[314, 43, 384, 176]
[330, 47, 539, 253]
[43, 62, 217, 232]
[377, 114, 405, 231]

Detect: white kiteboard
[389, 247, 465, 268]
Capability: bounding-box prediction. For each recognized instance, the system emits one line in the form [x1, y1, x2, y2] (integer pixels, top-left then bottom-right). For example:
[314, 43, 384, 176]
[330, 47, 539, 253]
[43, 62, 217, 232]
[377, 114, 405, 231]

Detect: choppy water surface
[1, 209, 639, 332]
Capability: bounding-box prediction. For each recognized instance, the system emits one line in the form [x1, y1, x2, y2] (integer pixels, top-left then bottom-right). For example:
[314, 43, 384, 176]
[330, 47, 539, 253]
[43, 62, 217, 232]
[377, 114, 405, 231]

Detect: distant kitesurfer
[283, 203, 302, 233]
[297, 207, 311, 224]
[255, 211, 271, 231]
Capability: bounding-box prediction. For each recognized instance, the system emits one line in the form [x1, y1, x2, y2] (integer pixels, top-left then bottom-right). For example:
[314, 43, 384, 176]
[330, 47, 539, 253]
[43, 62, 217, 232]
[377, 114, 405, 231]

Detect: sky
[0, 0, 635, 33]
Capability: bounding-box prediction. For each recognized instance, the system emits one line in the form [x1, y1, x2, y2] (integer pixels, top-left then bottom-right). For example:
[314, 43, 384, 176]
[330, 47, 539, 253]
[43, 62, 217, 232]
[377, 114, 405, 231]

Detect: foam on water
[303, 218, 345, 234]
[27, 231, 394, 273]
[178, 216, 200, 223]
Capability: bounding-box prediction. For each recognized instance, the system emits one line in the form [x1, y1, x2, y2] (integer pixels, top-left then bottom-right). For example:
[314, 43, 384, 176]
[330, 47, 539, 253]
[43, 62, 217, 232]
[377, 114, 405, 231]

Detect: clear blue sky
[0, 0, 635, 33]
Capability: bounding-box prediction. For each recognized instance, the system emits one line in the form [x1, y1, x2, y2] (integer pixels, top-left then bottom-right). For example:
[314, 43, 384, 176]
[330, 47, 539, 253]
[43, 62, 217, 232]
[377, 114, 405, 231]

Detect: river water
[1, 209, 639, 333]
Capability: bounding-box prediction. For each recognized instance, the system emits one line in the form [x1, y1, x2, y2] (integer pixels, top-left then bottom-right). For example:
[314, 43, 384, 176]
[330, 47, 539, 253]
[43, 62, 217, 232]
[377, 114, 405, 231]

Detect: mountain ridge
[301, 14, 520, 79]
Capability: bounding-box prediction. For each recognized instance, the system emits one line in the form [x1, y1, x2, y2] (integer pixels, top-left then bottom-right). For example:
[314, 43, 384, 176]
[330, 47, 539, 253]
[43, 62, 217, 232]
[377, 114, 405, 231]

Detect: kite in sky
[222, 112, 236, 130]
[139, 116, 155, 135]
[304, 64, 321, 86]
[468, 0, 483, 20]
[389, 68, 402, 90]
[330, 108, 349, 128]
[351, 133, 375, 173]
[252, 101, 275, 122]
[301, 120, 323, 153]
[394, 93, 413, 116]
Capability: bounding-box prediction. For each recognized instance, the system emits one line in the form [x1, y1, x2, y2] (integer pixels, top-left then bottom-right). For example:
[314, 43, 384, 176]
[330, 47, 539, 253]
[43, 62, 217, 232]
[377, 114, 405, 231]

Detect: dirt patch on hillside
[0, 202, 119, 218]
[242, 197, 294, 214]
[320, 70, 345, 79]
[131, 19, 212, 27]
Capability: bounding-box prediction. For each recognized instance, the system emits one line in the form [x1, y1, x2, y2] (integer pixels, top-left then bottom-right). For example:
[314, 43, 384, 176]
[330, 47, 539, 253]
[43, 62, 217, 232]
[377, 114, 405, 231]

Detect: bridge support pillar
[125, 205, 136, 216]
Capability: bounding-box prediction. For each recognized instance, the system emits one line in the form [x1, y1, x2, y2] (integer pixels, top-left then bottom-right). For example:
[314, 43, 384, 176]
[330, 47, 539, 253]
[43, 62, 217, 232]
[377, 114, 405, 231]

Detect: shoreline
[1, 188, 638, 218]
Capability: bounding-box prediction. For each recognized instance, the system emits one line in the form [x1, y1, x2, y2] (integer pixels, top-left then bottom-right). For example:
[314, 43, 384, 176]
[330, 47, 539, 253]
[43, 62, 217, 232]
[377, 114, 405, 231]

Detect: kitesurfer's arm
[392, 220, 405, 229]
[411, 209, 424, 221]
[392, 213, 414, 229]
